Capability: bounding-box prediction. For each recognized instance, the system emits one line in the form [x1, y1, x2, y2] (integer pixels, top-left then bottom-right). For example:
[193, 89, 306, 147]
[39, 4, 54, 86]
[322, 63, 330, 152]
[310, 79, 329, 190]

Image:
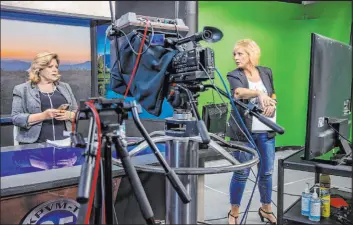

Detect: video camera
[108, 13, 223, 116]
[165, 26, 222, 83]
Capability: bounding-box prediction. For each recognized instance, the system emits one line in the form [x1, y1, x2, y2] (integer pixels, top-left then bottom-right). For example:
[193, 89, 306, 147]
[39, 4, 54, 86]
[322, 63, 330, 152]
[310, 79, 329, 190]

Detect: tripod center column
[165, 111, 199, 224]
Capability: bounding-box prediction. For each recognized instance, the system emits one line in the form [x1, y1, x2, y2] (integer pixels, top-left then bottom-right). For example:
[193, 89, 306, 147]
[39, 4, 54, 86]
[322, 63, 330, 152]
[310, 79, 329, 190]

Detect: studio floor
[202, 150, 351, 224]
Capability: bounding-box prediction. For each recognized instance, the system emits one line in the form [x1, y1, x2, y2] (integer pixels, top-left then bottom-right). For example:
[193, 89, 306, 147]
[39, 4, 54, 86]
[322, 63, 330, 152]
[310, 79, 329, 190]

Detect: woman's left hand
[262, 105, 276, 117]
[55, 110, 75, 121]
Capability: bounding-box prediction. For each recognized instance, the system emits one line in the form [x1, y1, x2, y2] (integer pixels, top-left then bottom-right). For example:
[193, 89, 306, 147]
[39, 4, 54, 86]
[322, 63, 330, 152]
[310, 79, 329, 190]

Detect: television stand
[311, 148, 346, 166]
[277, 149, 352, 225]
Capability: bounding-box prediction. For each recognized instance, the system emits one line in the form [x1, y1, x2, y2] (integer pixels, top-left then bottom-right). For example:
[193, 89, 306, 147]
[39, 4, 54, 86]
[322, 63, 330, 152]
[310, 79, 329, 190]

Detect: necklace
[38, 84, 57, 97]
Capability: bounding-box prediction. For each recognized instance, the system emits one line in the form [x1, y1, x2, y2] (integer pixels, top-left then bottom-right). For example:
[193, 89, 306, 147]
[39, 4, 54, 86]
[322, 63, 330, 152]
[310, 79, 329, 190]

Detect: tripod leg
[103, 136, 114, 224]
[76, 117, 98, 224]
[113, 136, 156, 225]
[93, 168, 102, 225]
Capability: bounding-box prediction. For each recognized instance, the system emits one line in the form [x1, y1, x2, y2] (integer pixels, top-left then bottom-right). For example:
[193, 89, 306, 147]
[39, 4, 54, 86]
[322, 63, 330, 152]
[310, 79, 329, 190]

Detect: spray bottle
[309, 186, 321, 222]
[319, 174, 331, 218]
[301, 183, 311, 216]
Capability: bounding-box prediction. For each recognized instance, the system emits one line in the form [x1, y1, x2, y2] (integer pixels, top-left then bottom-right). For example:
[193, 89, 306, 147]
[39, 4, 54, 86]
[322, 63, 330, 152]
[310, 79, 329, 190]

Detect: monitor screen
[304, 33, 352, 160]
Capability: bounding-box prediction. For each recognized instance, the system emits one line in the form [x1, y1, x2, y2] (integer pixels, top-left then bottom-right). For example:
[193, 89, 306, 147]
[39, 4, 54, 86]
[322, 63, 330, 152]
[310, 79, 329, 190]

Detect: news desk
[0, 139, 168, 224]
[0, 136, 230, 224]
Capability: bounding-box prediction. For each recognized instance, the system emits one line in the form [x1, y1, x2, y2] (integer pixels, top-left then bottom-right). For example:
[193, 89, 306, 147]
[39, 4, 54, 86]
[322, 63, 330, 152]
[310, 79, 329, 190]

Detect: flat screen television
[304, 33, 352, 162]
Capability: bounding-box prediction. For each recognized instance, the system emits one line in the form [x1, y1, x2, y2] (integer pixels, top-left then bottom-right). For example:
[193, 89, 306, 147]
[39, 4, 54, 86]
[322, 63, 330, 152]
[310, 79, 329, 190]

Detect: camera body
[169, 47, 215, 83]
[109, 12, 223, 116]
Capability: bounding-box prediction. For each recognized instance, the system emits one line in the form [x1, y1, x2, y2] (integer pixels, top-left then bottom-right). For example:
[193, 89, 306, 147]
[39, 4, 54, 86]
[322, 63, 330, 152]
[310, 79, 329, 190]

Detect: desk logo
[21, 199, 80, 225]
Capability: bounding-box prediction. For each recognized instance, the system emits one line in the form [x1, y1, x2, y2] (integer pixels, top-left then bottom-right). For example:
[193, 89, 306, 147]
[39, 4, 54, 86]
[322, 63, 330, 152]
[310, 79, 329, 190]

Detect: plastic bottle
[301, 182, 311, 216]
[309, 186, 321, 222]
[319, 174, 331, 218]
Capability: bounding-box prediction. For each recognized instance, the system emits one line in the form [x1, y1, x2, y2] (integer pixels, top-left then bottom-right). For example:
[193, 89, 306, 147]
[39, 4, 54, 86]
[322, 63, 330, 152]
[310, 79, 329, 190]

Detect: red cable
[81, 19, 149, 223]
[123, 20, 149, 99]
[83, 101, 103, 224]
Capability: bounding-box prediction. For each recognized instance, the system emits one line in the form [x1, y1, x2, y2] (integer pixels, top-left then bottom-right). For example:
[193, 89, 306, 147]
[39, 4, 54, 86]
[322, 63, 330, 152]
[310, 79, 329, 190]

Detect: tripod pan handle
[166, 170, 192, 204]
[197, 120, 211, 144]
[255, 113, 285, 134]
[77, 160, 94, 204]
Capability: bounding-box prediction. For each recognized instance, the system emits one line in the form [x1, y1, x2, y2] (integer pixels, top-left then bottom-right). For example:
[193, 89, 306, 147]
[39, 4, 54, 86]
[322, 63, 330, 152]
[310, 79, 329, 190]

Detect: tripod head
[78, 97, 134, 122]
[71, 97, 141, 148]
[166, 83, 211, 144]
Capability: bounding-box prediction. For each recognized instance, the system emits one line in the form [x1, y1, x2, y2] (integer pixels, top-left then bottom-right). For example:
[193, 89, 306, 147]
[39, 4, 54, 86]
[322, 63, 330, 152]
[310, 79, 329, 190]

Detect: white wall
[0, 1, 114, 18]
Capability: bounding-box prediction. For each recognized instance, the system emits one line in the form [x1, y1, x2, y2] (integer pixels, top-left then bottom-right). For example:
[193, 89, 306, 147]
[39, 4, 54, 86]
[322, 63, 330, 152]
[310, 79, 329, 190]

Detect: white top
[248, 79, 277, 132]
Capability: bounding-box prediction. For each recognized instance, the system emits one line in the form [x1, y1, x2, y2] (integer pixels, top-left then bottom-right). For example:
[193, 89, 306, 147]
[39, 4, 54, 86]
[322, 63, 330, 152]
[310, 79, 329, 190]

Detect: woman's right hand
[42, 109, 60, 120]
[258, 92, 277, 109]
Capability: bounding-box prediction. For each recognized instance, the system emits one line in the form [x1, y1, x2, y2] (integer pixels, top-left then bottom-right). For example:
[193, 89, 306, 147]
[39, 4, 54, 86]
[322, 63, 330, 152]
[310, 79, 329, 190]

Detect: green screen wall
[198, 1, 352, 147]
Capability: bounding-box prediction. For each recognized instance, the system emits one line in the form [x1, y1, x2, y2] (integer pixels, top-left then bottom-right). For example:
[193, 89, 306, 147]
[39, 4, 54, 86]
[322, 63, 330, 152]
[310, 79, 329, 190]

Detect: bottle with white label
[301, 183, 311, 216]
[309, 186, 321, 222]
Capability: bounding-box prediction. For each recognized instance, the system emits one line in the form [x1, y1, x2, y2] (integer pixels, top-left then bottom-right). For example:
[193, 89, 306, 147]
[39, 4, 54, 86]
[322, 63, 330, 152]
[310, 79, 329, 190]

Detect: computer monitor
[202, 103, 228, 138]
[304, 33, 352, 162]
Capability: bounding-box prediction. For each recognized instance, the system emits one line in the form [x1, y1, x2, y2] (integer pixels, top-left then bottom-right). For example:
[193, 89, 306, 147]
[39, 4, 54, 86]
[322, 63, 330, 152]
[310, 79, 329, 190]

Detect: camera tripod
[112, 84, 284, 224]
[74, 98, 191, 225]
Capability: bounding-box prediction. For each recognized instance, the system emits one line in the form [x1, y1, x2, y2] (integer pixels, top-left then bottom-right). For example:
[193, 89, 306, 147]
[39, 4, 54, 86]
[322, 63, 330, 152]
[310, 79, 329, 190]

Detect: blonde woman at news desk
[226, 39, 278, 225]
[11, 52, 78, 144]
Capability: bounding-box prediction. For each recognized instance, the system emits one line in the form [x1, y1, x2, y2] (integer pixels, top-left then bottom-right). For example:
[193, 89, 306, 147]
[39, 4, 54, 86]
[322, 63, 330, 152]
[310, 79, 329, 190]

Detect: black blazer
[226, 66, 276, 142]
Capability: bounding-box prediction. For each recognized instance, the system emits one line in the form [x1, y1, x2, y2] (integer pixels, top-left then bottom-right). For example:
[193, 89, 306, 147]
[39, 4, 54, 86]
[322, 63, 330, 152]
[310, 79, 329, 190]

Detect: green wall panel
[198, 1, 352, 147]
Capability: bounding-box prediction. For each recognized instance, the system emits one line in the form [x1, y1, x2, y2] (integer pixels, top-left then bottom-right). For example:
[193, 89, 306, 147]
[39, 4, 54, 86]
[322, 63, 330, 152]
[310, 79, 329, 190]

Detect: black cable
[208, 161, 279, 223]
[106, 5, 155, 94]
[100, 160, 106, 224]
[232, 152, 278, 209]
[327, 122, 352, 144]
[227, 121, 300, 222]
[118, 22, 154, 55]
[201, 65, 264, 224]
[108, 21, 157, 97]
[230, 144, 303, 213]
[204, 211, 258, 222]
[223, 163, 299, 224]
[342, 186, 352, 189]
[274, 191, 302, 197]
[204, 217, 227, 222]
[113, 205, 119, 224]
[247, 176, 302, 198]
[107, 3, 125, 89]
[244, 169, 262, 225]
[244, 207, 249, 224]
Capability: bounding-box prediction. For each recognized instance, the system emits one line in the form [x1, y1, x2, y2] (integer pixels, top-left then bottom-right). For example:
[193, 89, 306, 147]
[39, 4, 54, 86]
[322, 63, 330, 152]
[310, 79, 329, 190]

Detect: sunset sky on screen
[1, 19, 90, 64]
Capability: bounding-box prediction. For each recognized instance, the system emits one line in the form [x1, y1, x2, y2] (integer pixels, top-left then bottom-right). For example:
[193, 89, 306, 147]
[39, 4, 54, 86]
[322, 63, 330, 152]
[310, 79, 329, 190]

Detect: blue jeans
[229, 133, 275, 206]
